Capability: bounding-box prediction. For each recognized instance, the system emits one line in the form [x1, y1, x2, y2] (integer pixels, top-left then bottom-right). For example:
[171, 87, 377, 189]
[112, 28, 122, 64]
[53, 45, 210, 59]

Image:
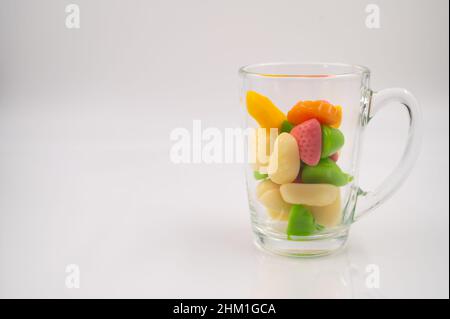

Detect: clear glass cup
[239, 62, 421, 257]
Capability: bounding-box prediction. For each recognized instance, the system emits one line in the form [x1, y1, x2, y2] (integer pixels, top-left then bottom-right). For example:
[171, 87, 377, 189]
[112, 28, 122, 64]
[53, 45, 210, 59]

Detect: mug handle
[354, 88, 422, 221]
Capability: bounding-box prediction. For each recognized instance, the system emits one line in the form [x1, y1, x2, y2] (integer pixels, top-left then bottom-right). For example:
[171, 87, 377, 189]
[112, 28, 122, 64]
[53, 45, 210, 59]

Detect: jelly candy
[257, 180, 291, 219]
[256, 180, 279, 199]
[246, 91, 286, 129]
[254, 171, 268, 180]
[267, 208, 289, 221]
[268, 133, 301, 184]
[301, 158, 352, 186]
[287, 100, 342, 128]
[249, 128, 277, 170]
[321, 125, 344, 158]
[287, 205, 322, 238]
[280, 120, 294, 133]
[290, 119, 322, 166]
[259, 189, 292, 218]
[280, 183, 339, 206]
[306, 190, 341, 228]
[329, 152, 339, 162]
[246, 92, 349, 232]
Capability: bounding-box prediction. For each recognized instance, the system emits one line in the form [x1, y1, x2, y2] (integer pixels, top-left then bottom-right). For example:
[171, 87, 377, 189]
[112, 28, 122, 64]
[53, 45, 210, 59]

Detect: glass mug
[239, 63, 421, 257]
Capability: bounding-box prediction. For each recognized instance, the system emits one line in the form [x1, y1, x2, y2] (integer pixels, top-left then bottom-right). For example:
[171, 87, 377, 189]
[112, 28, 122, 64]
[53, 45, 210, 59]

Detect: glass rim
[239, 62, 370, 78]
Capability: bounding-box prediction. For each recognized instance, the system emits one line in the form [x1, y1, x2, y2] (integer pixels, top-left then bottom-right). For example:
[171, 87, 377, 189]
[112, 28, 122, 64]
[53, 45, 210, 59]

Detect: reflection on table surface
[252, 246, 385, 299]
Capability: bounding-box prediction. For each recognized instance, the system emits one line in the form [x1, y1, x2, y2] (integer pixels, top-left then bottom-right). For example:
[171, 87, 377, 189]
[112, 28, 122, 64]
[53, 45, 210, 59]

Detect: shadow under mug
[239, 62, 421, 257]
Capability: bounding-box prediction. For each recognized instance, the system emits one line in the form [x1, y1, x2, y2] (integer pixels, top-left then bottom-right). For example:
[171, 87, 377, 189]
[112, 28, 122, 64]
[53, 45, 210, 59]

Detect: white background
[0, 0, 448, 298]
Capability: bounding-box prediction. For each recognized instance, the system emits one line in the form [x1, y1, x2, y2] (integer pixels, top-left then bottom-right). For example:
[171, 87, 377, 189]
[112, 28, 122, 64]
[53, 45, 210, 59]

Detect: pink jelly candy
[290, 118, 322, 166]
[330, 152, 339, 162]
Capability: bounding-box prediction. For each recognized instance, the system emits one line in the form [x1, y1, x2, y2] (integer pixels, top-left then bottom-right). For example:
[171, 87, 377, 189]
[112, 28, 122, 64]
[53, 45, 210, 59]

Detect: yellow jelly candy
[256, 180, 291, 221]
[306, 191, 342, 228]
[267, 209, 289, 221]
[268, 133, 301, 184]
[249, 128, 278, 171]
[279, 183, 338, 206]
[259, 189, 292, 218]
[256, 180, 279, 199]
[246, 91, 287, 129]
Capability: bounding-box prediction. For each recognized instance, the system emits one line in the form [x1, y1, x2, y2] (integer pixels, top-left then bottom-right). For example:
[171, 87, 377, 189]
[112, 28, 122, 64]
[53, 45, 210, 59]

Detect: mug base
[253, 228, 349, 258]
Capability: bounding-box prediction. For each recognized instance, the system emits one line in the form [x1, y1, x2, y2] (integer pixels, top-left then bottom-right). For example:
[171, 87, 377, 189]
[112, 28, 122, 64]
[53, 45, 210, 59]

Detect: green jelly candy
[321, 125, 345, 158]
[281, 120, 295, 133]
[302, 158, 353, 187]
[253, 171, 268, 180]
[287, 205, 320, 238]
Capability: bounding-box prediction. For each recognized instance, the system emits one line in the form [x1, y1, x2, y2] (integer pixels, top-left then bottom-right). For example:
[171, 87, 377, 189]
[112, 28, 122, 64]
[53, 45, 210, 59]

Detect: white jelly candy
[279, 183, 338, 206]
[306, 190, 341, 227]
[268, 133, 300, 184]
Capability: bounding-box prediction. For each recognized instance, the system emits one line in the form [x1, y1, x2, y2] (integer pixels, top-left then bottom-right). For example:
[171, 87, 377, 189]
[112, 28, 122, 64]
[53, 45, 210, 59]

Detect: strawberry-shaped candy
[290, 119, 322, 166]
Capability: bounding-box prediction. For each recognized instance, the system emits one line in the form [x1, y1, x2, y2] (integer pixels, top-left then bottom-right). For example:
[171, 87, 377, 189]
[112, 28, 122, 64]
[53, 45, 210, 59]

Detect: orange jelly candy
[287, 100, 342, 128]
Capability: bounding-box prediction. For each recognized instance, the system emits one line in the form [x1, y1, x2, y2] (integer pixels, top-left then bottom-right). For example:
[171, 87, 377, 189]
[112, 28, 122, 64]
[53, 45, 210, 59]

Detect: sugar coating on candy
[290, 119, 322, 166]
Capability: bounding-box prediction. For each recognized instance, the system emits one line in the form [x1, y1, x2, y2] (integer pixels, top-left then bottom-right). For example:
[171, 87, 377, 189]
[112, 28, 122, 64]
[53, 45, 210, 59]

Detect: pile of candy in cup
[247, 91, 352, 239]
